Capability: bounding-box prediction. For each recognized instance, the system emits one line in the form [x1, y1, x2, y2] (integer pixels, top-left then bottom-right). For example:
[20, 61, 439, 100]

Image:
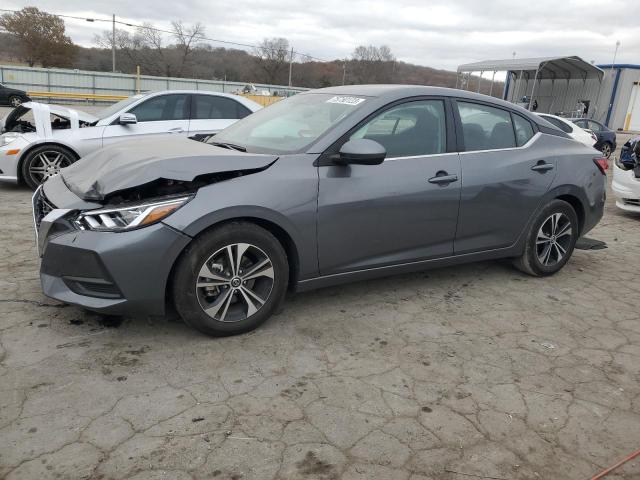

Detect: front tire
[21, 144, 78, 189]
[172, 222, 289, 336]
[513, 199, 578, 277]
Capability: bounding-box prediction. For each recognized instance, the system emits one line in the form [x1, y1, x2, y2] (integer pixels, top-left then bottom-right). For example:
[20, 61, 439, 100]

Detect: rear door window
[192, 94, 251, 120]
[512, 114, 535, 147]
[457, 101, 516, 151]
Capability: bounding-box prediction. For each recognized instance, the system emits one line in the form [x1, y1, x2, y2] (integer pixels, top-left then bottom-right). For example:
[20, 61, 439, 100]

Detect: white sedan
[0, 90, 262, 189]
[536, 113, 597, 148]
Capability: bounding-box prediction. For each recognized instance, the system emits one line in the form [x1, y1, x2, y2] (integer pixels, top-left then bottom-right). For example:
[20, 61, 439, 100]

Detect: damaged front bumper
[33, 184, 192, 316]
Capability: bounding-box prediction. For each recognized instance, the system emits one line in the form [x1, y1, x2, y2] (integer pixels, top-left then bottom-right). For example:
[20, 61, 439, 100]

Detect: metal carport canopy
[457, 56, 604, 79]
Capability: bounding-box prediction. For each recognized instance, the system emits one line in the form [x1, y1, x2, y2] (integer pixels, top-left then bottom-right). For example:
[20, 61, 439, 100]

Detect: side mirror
[119, 113, 138, 125]
[335, 138, 386, 165]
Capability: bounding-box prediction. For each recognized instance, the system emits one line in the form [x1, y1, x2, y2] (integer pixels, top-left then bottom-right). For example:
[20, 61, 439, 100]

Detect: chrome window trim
[385, 151, 458, 161]
[458, 131, 541, 155]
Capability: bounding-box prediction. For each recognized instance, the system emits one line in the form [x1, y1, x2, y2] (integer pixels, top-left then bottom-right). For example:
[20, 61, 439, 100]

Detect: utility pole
[112, 14, 116, 72]
[611, 40, 621, 73]
[288, 47, 294, 87]
[342, 62, 346, 85]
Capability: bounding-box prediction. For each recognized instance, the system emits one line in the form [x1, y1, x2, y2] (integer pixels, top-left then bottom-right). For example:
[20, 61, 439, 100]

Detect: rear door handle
[531, 162, 554, 172]
[428, 172, 459, 185]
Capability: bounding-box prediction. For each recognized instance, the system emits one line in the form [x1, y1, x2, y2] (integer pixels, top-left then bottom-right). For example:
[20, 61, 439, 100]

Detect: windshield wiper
[210, 141, 247, 152]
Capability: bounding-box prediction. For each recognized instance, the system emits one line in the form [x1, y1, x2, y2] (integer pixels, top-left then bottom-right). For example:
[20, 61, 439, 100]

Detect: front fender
[162, 159, 319, 280]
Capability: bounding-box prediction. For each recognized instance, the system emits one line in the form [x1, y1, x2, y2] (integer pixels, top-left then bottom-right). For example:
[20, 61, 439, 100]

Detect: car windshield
[96, 94, 147, 120]
[209, 93, 369, 154]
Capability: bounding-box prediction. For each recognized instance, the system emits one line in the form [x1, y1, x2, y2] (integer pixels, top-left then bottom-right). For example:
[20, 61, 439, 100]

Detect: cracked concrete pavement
[1, 140, 639, 479]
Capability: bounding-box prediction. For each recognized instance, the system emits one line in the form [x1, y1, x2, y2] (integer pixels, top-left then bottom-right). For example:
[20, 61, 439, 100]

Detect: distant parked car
[0, 90, 262, 189]
[573, 118, 616, 158]
[0, 82, 30, 107]
[537, 113, 597, 148]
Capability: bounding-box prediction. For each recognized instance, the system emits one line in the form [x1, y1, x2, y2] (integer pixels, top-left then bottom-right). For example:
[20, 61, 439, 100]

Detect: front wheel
[513, 199, 578, 277]
[21, 145, 78, 189]
[172, 222, 289, 336]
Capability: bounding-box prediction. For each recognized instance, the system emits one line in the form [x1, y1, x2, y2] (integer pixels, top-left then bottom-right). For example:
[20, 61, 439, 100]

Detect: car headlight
[0, 132, 20, 147]
[75, 196, 191, 231]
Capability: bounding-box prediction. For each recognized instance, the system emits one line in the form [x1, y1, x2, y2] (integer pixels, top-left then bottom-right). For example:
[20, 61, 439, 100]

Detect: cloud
[5, 0, 640, 70]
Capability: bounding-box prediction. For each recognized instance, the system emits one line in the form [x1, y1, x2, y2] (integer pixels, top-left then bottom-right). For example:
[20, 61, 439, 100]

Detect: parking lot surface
[1, 127, 639, 479]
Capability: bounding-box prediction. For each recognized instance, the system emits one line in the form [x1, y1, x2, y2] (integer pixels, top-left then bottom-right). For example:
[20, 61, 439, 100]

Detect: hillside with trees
[0, 7, 499, 95]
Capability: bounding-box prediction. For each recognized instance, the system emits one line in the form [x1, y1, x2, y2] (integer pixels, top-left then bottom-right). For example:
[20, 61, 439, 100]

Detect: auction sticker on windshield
[326, 96, 366, 106]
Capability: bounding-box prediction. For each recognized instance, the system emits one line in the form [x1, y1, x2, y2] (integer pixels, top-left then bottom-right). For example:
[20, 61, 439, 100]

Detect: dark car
[0, 82, 30, 107]
[33, 85, 607, 336]
[619, 135, 640, 168]
[573, 118, 617, 158]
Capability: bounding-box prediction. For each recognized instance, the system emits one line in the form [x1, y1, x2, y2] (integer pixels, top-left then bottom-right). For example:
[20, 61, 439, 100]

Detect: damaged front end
[36, 135, 278, 252]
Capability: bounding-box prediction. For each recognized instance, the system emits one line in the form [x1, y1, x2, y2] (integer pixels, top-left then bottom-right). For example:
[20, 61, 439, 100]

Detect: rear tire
[600, 141, 613, 159]
[513, 199, 578, 277]
[21, 144, 78, 190]
[8, 95, 23, 107]
[172, 222, 289, 336]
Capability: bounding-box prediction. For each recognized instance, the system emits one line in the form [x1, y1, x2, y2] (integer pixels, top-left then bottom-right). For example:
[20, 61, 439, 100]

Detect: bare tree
[0, 7, 76, 67]
[351, 45, 395, 83]
[172, 21, 205, 77]
[253, 37, 290, 85]
[94, 21, 205, 77]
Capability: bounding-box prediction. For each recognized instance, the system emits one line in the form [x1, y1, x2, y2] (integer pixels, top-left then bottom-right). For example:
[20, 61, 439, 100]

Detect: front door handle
[428, 171, 458, 185]
[531, 161, 554, 172]
[167, 127, 184, 133]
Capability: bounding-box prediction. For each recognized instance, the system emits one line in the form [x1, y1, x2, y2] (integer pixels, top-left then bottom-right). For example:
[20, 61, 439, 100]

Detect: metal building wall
[604, 68, 640, 130]
[0, 65, 308, 99]
[505, 74, 606, 120]
[505, 67, 640, 130]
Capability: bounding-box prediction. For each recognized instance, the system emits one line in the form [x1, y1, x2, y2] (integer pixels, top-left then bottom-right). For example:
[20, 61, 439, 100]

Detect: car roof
[134, 89, 262, 110]
[307, 84, 543, 123]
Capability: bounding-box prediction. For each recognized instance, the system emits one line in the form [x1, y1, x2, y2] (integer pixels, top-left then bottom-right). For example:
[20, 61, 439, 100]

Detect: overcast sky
[5, 0, 640, 71]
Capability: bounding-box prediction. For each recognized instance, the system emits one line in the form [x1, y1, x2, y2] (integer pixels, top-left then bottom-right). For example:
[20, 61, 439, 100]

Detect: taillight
[593, 157, 608, 175]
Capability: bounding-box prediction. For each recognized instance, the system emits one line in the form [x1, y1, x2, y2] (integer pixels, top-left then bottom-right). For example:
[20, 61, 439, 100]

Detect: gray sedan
[34, 85, 607, 336]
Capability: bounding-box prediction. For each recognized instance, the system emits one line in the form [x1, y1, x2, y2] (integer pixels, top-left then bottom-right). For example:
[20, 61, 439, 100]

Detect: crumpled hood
[61, 136, 278, 201]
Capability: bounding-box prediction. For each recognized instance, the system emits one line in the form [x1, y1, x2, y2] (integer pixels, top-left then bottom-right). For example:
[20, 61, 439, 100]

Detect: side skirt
[294, 243, 523, 292]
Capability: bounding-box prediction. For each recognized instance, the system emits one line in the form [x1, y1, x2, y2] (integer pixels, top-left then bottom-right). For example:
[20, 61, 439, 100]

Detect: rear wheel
[21, 145, 78, 189]
[513, 199, 578, 276]
[8, 95, 23, 107]
[172, 222, 289, 336]
[600, 141, 612, 158]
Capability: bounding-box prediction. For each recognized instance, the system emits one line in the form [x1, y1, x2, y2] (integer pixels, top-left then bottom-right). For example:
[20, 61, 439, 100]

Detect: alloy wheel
[9, 96, 22, 107]
[601, 143, 611, 158]
[28, 151, 74, 185]
[196, 243, 275, 323]
[536, 213, 573, 267]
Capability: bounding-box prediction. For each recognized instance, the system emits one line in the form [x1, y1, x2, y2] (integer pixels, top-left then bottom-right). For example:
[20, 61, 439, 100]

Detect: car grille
[32, 187, 56, 228]
[623, 198, 640, 207]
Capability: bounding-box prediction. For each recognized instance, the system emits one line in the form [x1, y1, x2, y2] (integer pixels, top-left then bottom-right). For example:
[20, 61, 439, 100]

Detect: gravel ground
[0, 105, 639, 479]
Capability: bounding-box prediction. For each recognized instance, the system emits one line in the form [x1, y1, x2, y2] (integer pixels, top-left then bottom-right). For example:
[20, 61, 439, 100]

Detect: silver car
[0, 90, 262, 188]
[34, 85, 607, 336]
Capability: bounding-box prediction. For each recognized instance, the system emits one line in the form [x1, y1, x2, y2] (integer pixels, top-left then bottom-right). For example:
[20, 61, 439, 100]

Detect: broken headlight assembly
[0, 132, 21, 147]
[74, 196, 192, 231]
